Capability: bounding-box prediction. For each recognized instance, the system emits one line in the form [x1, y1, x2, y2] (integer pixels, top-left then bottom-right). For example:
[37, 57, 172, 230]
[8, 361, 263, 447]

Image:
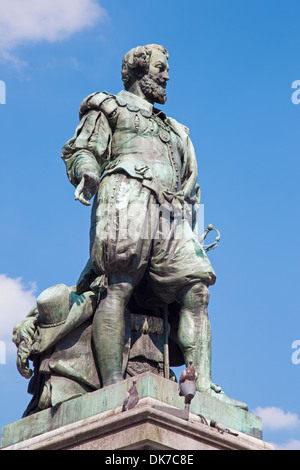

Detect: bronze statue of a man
[61, 44, 225, 400]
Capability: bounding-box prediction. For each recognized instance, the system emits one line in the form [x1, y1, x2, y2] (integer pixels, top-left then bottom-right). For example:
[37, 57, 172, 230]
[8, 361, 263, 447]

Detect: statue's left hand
[74, 173, 99, 206]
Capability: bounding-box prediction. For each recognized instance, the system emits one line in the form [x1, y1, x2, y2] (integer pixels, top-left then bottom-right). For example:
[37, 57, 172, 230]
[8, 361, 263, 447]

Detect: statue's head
[121, 44, 169, 105]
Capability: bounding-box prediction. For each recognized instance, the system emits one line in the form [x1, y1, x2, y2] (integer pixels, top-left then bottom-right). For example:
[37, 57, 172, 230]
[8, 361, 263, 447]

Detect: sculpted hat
[37, 284, 70, 328]
[33, 284, 96, 354]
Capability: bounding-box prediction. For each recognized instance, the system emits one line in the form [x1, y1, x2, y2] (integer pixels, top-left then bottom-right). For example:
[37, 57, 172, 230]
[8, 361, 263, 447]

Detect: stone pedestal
[1, 373, 273, 451]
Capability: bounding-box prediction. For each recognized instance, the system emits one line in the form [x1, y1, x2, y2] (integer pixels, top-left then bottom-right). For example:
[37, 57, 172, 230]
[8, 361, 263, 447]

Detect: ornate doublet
[62, 90, 199, 205]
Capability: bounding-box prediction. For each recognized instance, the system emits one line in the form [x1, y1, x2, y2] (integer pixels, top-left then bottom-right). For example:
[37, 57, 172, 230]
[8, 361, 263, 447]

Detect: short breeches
[90, 172, 216, 304]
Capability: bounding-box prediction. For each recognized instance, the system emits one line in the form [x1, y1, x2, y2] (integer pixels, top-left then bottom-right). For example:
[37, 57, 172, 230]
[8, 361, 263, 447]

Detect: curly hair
[121, 44, 169, 90]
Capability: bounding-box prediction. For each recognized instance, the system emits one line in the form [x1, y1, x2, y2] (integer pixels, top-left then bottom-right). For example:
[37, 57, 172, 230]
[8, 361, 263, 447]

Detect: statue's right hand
[74, 173, 99, 206]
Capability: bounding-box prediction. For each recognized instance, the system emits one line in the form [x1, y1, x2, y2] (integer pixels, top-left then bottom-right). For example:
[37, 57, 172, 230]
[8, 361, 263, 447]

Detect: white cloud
[0, 274, 37, 345]
[253, 406, 300, 430]
[0, 49, 28, 72]
[0, 0, 107, 63]
[274, 439, 300, 451]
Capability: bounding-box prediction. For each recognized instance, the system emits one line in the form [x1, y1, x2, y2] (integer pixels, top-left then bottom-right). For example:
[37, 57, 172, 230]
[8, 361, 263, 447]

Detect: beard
[139, 73, 167, 105]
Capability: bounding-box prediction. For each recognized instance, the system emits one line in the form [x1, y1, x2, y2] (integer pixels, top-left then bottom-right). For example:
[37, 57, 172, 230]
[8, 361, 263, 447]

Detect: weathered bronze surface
[12, 44, 247, 416]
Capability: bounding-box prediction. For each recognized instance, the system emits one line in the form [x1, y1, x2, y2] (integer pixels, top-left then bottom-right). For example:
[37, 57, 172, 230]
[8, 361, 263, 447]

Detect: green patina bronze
[11, 44, 248, 424]
[1, 373, 262, 449]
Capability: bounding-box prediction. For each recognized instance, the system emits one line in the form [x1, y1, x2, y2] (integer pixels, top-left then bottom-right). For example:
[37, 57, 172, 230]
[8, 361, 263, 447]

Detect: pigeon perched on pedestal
[122, 379, 139, 411]
[179, 361, 198, 405]
[210, 420, 238, 436]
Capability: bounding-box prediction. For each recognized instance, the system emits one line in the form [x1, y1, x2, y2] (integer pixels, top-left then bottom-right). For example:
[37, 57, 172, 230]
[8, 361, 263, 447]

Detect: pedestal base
[1, 373, 273, 450]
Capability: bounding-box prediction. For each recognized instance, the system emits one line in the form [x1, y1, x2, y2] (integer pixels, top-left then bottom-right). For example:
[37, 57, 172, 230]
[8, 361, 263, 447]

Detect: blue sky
[1, 0, 300, 450]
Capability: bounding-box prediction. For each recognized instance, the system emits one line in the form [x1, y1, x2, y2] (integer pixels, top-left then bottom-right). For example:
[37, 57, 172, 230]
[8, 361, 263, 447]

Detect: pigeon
[210, 419, 238, 437]
[179, 361, 198, 405]
[122, 379, 139, 411]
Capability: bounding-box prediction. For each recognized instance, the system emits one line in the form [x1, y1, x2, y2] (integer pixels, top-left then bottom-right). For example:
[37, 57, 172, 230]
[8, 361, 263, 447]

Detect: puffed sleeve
[61, 108, 112, 188]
